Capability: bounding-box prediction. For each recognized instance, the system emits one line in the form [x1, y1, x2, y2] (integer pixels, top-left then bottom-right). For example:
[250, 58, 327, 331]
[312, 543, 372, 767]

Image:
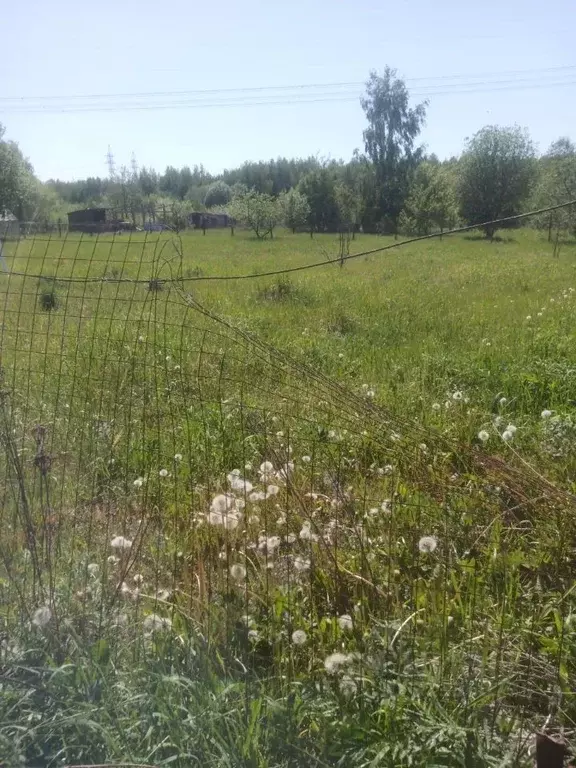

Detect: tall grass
[0, 228, 575, 766]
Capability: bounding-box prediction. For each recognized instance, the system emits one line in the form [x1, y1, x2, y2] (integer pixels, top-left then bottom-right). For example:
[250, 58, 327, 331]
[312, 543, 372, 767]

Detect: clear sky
[2, 0, 575, 181]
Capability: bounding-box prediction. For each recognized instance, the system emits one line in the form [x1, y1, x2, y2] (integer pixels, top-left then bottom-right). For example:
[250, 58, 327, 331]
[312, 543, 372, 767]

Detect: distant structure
[0, 210, 20, 239]
[67, 208, 133, 234]
[189, 212, 233, 229]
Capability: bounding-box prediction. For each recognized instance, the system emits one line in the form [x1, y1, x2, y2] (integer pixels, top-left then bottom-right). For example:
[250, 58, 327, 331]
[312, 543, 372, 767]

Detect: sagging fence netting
[0, 231, 575, 766]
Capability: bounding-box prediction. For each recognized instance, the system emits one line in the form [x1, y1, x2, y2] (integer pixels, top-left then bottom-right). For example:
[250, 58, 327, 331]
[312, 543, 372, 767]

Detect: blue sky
[2, 0, 575, 181]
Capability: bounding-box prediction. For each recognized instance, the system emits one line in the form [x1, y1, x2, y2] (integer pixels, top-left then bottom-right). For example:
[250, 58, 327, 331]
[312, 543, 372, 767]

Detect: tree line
[1, 67, 575, 240]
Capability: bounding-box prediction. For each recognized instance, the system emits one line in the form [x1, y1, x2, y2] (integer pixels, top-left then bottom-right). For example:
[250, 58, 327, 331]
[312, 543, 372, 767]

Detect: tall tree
[459, 125, 536, 238]
[279, 188, 310, 232]
[204, 181, 232, 208]
[399, 162, 458, 235]
[228, 189, 279, 239]
[0, 123, 35, 219]
[298, 168, 340, 233]
[361, 67, 428, 234]
[532, 138, 576, 240]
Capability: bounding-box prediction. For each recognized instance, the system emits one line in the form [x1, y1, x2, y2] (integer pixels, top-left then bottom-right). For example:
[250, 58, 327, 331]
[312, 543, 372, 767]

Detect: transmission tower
[106, 145, 116, 180]
[130, 152, 139, 180]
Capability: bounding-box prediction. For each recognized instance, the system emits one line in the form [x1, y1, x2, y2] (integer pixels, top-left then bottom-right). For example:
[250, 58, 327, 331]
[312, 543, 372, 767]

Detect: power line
[1, 64, 574, 104]
[2, 79, 576, 114]
[3, 200, 575, 285]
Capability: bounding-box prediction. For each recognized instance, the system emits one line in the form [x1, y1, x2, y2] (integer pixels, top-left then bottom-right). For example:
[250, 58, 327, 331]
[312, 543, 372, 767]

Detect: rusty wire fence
[0, 230, 575, 765]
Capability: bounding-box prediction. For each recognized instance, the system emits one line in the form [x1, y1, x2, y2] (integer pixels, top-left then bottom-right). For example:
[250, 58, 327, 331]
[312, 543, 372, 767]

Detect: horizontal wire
[1, 64, 574, 103]
[3, 79, 576, 114]
[3, 200, 574, 285]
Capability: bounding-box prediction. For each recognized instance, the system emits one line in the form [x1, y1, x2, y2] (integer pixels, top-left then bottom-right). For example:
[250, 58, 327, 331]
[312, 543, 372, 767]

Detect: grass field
[1, 228, 576, 766]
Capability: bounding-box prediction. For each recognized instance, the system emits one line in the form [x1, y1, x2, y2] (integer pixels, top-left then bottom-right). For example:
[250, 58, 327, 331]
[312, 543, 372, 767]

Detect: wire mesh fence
[0, 230, 575, 765]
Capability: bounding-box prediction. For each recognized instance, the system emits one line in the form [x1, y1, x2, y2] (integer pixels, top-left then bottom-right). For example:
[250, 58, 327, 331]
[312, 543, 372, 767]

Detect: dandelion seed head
[143, 614, 172, 633]
[227, 473, 253, 493]
[32, 606, 52, 628]
[502, 430, 514, 442]
[541, 409, 552, 419]
[478, 430, 490, 443]
[338, 614, 353, 631]
[258, 535, 281, 554]
[432, 403, 441, 411]
[291, 629, 307, 645]
[301, 455, 311, 464]
[87, 563, 99, 577]
[174, 453, 183, 461]
[159, 468, 168, 478]
[293, 555, 311, 572]
[418, 535, 438, 554]
[266, 484, 280, 497]
[107, 555, 119, 565]
[452, 391, 463, 401]
[110, 536, 132, 551]
[230, 563, 247, 581]
[299, 522, 319, 542]
[133, 477, 144, 488]
[133, 573, 144, 585]
[324, 652, 350, 674]
[248, 629, 259, 642]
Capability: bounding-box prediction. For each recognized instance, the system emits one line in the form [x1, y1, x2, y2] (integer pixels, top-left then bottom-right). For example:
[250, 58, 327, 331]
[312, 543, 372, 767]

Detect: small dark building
[67, 208, 133, 234]
[189, 212, 233, 229]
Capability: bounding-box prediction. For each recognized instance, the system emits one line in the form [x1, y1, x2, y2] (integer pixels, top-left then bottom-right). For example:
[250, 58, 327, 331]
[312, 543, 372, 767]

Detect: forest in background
[1, 67, 575, 239]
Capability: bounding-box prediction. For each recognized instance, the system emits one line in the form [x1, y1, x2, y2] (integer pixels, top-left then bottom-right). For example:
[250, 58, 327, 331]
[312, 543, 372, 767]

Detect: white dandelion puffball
[452, 391, 463, 401]
[227, 473, 253, 494]
[111, 536, 133, 551]
[432, 403, 441, 411]
[230, 563, 247, 581]
[87, 563, 99, 577]
[143, 613, 172, 633]
[506, 424, 517, 435]
[418, 535, 438, 554]
[248, 629, 260, 642]
[259, 461, 275, 482]
[32, 605, 52, 628]
[299, 522, 319, 542]
[159, 468, 169, 478]
[301, 455, 311, 464]
[133, 573, 144, 585]
[293, 555, 311, 572]
[478, 430, 490, 443]
[208, 509, 241, 530]
[266, 484, 280, 497]
[107, 555, 119, 566]
[338, 614, 353, 631]
[324, 652, 350, 674]
[249, 491, 266, 502]
[133, 477, 144, 488]
[502, 430, 514, 442]
[174, 453, 183, 461]
[292, 629, 307, 645]
[258, 535, 281, 555]
[541, 409, 552, 419]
